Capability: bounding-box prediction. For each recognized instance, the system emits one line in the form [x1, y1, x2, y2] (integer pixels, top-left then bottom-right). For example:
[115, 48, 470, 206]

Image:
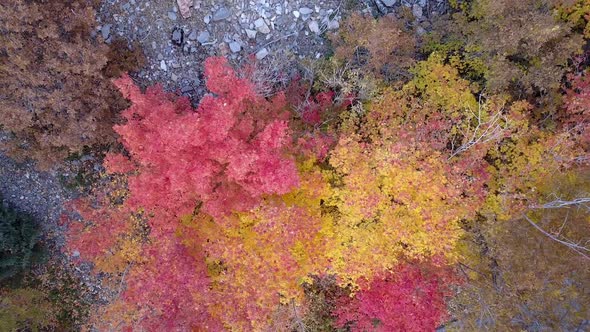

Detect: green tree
[0, 196, 44, 283]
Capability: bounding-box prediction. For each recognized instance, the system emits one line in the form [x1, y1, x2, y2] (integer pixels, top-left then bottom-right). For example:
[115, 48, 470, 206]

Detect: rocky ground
[94, 0, 449, 97]
[0, 153, 111, 305]
[0, 154, 72, 239]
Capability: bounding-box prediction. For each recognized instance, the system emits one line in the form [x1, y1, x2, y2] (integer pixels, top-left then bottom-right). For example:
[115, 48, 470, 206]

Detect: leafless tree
[524, 196, 590, 260]
[449, 96, 508, 159]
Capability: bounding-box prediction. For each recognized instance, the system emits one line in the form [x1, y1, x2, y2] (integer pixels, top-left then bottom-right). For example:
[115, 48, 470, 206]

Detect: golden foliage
[326, 138, 470, 285]
[0, 288, 55, 331]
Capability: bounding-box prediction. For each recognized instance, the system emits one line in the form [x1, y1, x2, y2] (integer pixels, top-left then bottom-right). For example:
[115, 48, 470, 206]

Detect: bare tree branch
[534, 197, 590, 210]
[523, 214, 590, 260]
[449, 96, 507, 159]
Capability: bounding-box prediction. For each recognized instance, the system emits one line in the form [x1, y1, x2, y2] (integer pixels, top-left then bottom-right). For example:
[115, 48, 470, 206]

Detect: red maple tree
[107, 56, 299, 232]
[334, 262, 456, 332]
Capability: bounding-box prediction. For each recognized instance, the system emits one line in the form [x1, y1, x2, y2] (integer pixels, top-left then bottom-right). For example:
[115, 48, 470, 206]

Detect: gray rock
[299, 7, 313, 15]
[188, 30, 198, 41]
[381, 0, 397, 6]
[181, 85, 193, 93]
[171, 73, 178, 82]
[101, 24, 112, 40]
[197, 31, 210, 44]
[229, 41, 241, 53]
[245, 28, 257, 39]
[171, 27, 184, 46]
[254, 18, 270, 34]
[308, 20, 320, 34]
[375, 0, 388, 13]
[256, 48, 269, 60]
[204, 14, 211, 24]
[168, 11, 177, 20]
[327, 20, 339, 30]
[213, 7, 231, 21]
[292, 10, 300, 18]
[160, 60, 168, 71]
[412, 4, 422, 18]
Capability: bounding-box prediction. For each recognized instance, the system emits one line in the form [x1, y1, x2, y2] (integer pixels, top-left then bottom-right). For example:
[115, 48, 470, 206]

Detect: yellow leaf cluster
[326, 139, 469, 284]
[407, 53, 478, 115]
[95, 213, 147, 274]
[180, 161, 333, 329]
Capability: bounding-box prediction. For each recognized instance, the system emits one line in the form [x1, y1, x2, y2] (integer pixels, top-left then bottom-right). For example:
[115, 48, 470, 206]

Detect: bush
[328, 13, 416, 83]
[0, 0, 144, 169]
[0, 288, 55, 331]
[0, 262, 93, 331]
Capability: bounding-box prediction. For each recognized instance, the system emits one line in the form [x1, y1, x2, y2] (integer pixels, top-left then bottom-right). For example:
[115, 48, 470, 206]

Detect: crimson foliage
[334, 262, 455, 332]
[107, 57, 299, 227]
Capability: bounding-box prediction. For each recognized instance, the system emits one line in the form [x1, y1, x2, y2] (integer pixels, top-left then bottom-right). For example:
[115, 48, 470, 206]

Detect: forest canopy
[0, 0, 589, 331]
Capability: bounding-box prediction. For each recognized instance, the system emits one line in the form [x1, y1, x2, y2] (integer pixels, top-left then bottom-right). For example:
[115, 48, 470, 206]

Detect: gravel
[229, 41, 242, 53]
[0, 154, 74, 245]
[94, 0, 349, 96]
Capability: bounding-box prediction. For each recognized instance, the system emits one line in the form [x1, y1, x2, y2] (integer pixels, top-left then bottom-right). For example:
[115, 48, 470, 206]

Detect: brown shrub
[328, 13, 416, 83]
[103, 39, 146, 79]
[0, 0, 144, 169]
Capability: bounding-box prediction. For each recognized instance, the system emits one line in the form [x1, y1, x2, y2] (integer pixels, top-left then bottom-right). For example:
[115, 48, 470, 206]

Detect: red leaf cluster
[564, 70, 590, 153]
[334, 262, 456, 332]
[122, 241, 221, 331]
[108, 57, 299, 233]
[66, 57, 303, 330]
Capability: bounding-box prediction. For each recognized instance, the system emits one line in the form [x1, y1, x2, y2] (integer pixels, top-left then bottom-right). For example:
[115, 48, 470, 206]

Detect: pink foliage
[301, 90, 353, 126]
[334, 262, 455, 332]
[65, 197, 131, 260]
[66, 57, 303, 330]
[297, 132, 337, 161]
[122, 239, 223, 331]
[103, 153, 136, 174]
[109, 57, 299, 229]
[565, 70, 590, 152]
